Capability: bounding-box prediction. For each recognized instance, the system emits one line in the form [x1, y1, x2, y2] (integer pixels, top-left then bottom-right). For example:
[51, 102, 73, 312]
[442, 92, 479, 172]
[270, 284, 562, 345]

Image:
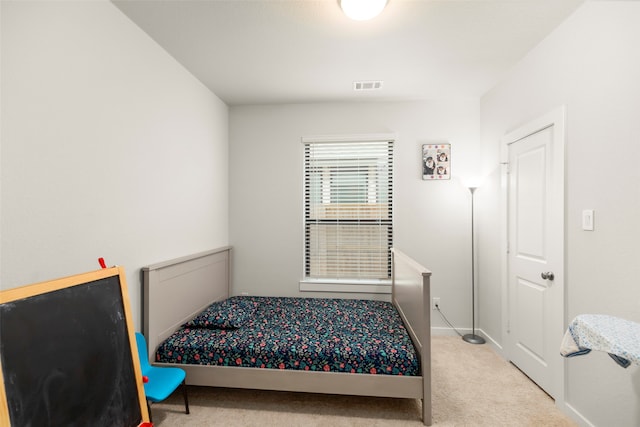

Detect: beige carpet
[151, 336, 576, 426]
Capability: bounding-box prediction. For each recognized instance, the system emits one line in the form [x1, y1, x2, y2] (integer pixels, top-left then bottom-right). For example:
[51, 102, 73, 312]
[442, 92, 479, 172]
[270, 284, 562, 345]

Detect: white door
[504, 107, 565, 401]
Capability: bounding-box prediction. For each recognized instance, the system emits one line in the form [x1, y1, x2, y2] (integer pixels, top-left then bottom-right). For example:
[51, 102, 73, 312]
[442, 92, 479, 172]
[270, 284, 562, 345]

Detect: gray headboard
[141, 246, 231, 361]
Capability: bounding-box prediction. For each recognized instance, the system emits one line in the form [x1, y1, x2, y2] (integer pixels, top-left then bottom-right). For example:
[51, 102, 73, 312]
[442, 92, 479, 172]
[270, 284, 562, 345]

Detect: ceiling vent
[353, 80, 383, 91]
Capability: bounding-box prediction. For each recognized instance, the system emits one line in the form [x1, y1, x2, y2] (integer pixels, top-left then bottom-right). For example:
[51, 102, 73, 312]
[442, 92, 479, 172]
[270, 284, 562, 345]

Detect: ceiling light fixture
[340, 0, 388, 21]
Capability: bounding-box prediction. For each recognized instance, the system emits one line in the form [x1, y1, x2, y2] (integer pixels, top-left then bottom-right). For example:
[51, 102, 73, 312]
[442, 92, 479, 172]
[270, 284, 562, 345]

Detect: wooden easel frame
[0, 267, 150, 427]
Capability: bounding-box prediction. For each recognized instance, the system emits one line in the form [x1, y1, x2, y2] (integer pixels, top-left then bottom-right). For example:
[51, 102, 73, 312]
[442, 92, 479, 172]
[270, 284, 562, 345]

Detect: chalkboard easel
[0, 267, 151, 427]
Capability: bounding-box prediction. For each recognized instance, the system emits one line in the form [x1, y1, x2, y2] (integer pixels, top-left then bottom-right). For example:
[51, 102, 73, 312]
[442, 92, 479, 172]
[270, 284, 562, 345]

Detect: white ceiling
[112, 0, 585, 106]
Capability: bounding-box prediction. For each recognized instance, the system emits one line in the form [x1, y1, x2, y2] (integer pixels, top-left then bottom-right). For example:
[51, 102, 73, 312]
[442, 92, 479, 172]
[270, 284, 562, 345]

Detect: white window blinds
[304, 138, 393, 280]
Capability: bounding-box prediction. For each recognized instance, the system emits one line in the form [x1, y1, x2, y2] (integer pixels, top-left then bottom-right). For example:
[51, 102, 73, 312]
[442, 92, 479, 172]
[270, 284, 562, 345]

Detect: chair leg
[147, 400, 153, 423]
[182, 380, 190, 414]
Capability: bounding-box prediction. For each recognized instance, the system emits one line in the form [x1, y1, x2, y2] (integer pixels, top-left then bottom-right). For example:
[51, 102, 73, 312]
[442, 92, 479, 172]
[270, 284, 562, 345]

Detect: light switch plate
[582, 209, 594, 231]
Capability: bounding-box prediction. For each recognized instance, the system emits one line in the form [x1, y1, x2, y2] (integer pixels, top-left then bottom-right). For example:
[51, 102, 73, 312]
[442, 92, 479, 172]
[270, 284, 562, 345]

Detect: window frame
[300, 134, 395, 294]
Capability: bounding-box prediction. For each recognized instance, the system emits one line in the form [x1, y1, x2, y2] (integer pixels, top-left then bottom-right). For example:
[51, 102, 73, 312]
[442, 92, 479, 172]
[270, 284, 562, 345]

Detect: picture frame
[422, 143, 450, 180]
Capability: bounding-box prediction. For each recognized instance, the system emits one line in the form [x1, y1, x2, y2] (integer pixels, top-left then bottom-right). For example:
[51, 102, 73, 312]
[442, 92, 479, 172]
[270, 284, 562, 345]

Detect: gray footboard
[392, 248, 432, 425]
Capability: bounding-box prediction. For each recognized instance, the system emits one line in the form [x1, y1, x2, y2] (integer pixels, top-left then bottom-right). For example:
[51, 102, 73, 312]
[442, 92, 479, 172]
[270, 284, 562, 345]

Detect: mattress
[155, 296, 419, 376]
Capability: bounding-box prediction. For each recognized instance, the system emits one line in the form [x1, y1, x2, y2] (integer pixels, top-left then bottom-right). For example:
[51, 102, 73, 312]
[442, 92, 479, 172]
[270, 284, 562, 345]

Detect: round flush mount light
[340, 0, 388, 21]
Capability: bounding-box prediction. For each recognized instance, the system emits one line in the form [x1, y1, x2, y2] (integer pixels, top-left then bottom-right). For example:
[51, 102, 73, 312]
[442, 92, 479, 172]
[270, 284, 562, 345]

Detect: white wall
[1, 0, 229, 329]
[229, 100, 481, 331]
[479, 2, 640, 426]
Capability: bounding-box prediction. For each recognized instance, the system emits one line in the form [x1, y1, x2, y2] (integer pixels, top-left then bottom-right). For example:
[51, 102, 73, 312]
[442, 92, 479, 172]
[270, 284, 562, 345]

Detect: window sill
[299, 279, 391, 294]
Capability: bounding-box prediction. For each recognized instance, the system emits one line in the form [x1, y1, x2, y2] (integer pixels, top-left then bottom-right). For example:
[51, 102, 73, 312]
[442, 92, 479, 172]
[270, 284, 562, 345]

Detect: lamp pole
[463, 186, 485, 345]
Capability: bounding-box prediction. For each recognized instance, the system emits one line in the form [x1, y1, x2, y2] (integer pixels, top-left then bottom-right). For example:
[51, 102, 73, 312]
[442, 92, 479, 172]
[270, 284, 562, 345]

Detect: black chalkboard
[0, 267, 149, 427]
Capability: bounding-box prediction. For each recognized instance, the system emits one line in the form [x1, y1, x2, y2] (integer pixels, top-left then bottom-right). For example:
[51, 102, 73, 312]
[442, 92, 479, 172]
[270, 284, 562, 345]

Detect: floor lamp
[463, 186, 485, 345]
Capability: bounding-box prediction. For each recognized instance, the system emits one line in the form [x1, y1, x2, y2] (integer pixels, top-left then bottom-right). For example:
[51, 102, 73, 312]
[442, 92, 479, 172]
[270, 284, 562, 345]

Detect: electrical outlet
[432, 297, 440, 310]
[241, 291, 249, 296]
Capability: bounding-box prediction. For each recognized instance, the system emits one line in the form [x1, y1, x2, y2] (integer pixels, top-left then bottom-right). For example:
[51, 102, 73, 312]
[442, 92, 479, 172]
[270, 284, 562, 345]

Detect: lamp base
[462, 334, 486, 345]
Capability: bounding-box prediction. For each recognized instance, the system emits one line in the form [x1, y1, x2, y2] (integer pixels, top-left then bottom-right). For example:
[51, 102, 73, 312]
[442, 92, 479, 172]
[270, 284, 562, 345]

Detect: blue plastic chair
[135, 332, 189, 420]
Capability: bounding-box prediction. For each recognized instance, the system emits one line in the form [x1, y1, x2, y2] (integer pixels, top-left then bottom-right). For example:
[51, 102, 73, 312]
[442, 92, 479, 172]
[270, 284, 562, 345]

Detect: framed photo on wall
[422, 143, 450, 180]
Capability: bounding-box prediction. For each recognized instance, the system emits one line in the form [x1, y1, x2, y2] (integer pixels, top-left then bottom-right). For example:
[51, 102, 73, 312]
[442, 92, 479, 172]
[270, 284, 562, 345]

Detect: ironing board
[560, 314, 640, 368]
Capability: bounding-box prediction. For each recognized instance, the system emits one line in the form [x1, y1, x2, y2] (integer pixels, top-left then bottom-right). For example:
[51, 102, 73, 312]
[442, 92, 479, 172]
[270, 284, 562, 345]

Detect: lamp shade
[340, 0, 388, 21]
[462, 175, 485, 190]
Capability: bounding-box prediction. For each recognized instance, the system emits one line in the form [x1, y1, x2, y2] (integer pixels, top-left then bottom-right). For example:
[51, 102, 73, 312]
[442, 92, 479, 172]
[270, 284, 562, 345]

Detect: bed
[142, 246, 432, 425]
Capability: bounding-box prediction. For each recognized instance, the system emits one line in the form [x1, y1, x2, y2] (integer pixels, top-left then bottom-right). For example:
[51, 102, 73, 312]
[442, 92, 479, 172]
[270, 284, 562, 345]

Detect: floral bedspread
[155, 296, 419, 376]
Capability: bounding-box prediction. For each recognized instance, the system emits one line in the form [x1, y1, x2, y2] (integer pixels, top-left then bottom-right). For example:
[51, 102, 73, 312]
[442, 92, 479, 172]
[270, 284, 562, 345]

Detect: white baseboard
[477, 328, 505, 357]
[563, 402, 595, 427]
[431, 327, 504, 355]
[431, 326, 465, 337]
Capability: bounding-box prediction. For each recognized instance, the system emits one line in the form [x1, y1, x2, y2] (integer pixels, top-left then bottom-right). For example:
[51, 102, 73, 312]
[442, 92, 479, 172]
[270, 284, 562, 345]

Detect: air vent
[353, 80, 383, 91]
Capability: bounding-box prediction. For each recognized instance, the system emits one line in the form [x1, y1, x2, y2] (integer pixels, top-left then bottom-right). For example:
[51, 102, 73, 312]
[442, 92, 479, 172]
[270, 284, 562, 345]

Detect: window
[302, 136, 393, 288]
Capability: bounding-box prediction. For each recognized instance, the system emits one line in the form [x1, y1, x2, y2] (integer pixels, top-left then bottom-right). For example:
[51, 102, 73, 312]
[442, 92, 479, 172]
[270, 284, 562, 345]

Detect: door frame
[500, 106, 566, 405]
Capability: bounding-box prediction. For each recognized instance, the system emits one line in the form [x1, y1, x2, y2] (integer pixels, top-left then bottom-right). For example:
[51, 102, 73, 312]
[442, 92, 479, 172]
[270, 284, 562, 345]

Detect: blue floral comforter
[156, 296, 419, 376]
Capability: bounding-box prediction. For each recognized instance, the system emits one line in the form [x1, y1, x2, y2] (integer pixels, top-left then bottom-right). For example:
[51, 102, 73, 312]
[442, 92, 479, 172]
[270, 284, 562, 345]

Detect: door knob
[541, 272, 555, 281]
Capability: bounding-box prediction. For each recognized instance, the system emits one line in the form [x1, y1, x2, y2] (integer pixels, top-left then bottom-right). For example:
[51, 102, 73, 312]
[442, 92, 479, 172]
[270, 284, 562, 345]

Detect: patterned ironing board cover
[560, 314, 640, 368]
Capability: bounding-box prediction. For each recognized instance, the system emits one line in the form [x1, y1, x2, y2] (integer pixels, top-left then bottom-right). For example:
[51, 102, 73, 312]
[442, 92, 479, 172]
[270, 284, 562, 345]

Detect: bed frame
[142, 246, 432, 425]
